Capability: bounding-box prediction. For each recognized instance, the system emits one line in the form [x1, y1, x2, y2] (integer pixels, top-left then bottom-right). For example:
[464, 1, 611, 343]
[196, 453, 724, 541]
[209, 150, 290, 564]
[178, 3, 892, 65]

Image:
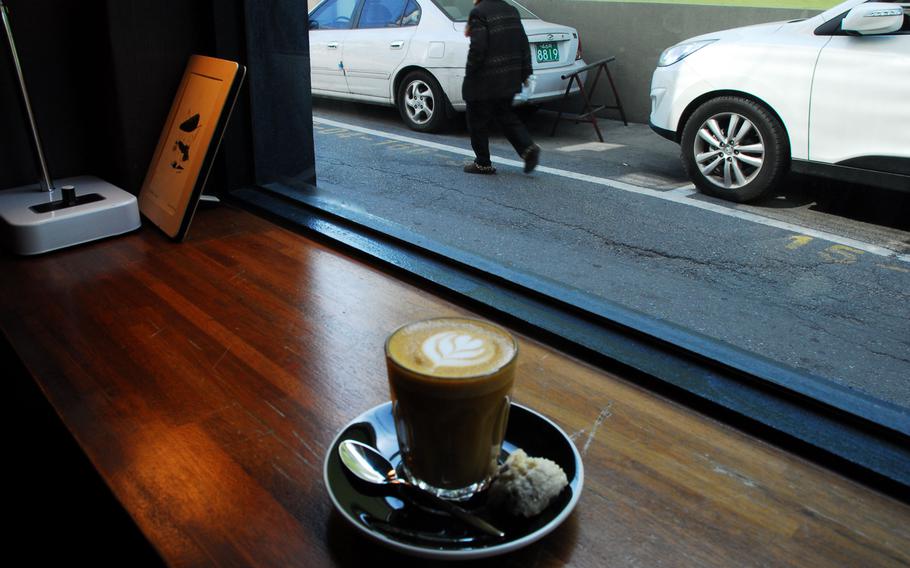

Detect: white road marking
[615, 172, 681, 189]
[666, 184, 698, 197]
[313, 116, 910, 263]
[557, 142, 624, 152]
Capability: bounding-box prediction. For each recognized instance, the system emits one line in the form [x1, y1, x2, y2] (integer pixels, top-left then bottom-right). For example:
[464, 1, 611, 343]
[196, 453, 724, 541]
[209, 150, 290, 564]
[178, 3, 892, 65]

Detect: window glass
[399, 0, 421, 27]
[358, 0, 408, 28]
[432, 0, 537, 21]
[311, 0, 359, 29]
[296, 0, 910, 420]
[286, 0, 910, 479]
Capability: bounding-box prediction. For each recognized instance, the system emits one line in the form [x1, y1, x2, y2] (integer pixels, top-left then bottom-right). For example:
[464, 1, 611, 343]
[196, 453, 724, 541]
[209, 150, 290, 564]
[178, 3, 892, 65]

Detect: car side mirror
[841, 2, 904, 35]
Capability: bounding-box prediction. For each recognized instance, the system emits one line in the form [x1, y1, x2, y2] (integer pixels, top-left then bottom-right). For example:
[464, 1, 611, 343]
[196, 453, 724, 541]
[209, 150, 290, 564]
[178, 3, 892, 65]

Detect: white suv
[650, 0, 910, 202]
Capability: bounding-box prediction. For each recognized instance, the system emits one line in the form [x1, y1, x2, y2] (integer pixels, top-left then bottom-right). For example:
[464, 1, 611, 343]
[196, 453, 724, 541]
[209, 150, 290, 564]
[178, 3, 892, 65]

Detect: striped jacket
[462, 0, 532, 102]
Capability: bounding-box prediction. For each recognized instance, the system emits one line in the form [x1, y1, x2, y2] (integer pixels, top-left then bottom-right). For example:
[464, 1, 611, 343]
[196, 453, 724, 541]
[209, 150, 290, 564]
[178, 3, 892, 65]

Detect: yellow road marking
[877, 264, 910, 273]
[786, 235, 813, 250]
[389, 143, 416, 151]
[820, 244, 865, 264]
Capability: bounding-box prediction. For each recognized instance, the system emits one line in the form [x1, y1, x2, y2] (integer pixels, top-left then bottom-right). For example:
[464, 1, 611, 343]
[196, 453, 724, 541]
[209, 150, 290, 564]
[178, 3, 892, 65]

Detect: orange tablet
[140, 55, 245, 240]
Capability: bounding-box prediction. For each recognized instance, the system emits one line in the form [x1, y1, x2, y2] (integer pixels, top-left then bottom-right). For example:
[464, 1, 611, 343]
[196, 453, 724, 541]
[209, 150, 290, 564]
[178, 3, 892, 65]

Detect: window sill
[232, 183, 910, 495]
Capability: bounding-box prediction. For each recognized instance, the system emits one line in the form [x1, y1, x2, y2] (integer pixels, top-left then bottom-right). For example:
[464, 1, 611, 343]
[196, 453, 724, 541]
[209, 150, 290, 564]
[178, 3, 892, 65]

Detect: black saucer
[323, 401, 583, 560]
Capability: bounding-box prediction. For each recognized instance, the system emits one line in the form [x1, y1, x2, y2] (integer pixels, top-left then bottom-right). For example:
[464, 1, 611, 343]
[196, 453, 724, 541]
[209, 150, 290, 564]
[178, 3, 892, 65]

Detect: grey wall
[521, 0, 821, 124]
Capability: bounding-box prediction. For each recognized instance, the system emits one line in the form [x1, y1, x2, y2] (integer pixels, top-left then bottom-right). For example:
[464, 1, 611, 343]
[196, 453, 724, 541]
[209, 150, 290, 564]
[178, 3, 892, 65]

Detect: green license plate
[536, 42, 559, 64]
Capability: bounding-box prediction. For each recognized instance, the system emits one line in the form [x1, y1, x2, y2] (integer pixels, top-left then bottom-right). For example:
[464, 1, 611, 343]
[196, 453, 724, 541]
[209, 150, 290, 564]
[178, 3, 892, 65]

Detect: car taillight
[575, 33, 583, 60]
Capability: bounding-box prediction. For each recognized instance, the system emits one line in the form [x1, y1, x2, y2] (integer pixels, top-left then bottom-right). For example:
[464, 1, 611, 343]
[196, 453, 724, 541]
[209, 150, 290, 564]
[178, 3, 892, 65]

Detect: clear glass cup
[385, 317, 518, 501]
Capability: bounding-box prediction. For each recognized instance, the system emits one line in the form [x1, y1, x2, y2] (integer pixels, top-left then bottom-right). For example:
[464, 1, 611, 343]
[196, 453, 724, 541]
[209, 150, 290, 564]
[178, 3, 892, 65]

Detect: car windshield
[432, 0, 538, 21]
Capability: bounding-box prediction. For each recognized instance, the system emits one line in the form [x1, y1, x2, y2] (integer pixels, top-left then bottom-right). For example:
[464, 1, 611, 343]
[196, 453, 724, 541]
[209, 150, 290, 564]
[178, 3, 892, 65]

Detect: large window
[243, 0, 910, 487]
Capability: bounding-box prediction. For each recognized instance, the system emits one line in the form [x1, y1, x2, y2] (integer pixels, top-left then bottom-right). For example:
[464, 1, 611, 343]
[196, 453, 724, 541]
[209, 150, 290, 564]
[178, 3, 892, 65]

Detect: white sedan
[650, 0, 910, 202]
[308, 0, 587, 132]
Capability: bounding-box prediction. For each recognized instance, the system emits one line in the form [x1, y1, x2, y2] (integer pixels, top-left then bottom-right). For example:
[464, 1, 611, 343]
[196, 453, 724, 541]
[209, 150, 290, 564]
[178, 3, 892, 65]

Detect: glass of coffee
[385, 317, 518, 501]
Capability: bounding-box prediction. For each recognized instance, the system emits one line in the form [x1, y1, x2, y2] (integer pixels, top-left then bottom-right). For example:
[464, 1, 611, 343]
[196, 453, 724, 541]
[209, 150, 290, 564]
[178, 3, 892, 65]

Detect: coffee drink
[386, 317, 517, 501]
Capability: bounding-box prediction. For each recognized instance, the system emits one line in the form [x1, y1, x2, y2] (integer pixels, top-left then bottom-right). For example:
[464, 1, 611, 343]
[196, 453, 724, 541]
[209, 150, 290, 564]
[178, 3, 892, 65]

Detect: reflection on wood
[0, 206, 907, 567]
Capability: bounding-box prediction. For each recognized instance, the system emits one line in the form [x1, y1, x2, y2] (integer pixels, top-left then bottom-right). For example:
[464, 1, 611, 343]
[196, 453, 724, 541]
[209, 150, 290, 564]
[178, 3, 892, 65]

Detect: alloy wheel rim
[404, 80, 435, 125]
[693, 112, 765, 190]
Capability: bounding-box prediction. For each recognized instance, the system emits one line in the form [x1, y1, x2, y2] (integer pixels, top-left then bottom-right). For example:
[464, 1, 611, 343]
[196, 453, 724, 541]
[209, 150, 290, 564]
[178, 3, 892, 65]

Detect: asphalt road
[310, 98, 910, 411]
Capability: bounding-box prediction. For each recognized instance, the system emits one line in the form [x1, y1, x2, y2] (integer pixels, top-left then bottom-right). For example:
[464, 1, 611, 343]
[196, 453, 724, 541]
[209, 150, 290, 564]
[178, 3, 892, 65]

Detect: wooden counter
[1, 206, 907, 567]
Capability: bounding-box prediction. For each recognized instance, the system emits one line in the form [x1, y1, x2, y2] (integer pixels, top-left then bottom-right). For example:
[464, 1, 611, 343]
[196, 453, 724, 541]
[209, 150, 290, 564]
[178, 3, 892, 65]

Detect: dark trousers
[466, 97, 534, 167]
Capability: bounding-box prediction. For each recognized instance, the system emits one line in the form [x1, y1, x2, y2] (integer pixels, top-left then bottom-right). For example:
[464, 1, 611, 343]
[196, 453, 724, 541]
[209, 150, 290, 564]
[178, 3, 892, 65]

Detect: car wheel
[681, 96, 789, 203]
[397, 71, 449, 133]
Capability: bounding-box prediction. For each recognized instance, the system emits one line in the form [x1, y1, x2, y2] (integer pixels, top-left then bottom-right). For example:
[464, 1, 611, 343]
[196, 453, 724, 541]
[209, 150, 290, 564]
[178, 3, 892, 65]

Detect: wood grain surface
[1, 206, 907, 567]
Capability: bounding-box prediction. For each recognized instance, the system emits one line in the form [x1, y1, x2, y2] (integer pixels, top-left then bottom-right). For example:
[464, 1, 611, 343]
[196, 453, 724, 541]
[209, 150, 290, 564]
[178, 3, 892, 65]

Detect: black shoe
[464, 161, 497, 175]
[522, 144, 540, 174]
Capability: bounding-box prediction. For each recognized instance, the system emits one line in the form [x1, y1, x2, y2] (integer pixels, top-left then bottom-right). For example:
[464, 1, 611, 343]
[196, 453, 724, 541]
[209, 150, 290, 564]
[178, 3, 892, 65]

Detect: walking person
[462, 0, 540, 175]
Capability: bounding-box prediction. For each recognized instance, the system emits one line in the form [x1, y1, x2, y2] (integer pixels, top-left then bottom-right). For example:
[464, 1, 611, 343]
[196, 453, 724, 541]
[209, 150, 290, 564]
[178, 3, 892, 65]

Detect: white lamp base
[0, 175, 141, 255]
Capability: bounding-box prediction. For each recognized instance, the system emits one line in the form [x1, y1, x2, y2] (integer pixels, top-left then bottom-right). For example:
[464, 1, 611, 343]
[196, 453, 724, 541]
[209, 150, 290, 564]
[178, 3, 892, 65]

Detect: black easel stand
[550, 57, 628, 143]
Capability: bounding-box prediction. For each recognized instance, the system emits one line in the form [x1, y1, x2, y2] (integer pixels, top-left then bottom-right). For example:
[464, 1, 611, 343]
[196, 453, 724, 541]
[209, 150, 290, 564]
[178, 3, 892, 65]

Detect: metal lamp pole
[1, 0, 54, 192]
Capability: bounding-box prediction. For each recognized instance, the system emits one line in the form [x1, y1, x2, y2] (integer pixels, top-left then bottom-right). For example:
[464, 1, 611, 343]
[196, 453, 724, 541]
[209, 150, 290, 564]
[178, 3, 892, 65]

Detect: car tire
[397, 70, 450, 133]
[681, 96, 789, 203]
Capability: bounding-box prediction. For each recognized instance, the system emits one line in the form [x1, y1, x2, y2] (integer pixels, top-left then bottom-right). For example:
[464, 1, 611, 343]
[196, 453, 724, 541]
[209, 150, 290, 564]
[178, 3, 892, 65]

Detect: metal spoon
[338, 439, 505, 538]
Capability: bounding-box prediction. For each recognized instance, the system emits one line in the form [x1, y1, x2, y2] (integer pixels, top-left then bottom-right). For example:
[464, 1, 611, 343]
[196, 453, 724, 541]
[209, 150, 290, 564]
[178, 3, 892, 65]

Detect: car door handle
[328, 42, 339, 49]
[390, 41, 404, 49]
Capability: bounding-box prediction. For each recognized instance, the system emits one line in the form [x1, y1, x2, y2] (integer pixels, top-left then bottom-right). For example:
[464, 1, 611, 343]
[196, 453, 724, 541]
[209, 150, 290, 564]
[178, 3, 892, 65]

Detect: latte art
[422, 331, 494, 368]
[387, 317, 516, 378]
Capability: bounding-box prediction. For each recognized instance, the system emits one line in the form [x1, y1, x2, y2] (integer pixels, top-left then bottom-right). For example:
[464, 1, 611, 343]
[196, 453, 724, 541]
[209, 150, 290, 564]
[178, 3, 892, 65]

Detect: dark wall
[245, 0, 316, 189]
[0, 0, 253, 194]
[0, 0, 107, 189]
